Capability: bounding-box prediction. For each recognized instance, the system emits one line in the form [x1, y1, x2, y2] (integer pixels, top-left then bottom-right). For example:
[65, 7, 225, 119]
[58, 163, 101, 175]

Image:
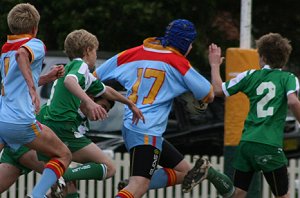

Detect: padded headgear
[157, 19, 197, 55]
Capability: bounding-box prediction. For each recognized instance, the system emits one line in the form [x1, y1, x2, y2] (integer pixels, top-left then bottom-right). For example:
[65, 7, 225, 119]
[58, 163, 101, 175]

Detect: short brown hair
[256, 33, 292, 68]
[64, 29, 99, 60]
[7, 3, 40, 34]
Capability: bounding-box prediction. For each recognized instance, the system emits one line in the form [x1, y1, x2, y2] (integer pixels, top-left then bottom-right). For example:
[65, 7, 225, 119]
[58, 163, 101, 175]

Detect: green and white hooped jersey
[223, 65, 299, 148]
[44, 58, 106, 123]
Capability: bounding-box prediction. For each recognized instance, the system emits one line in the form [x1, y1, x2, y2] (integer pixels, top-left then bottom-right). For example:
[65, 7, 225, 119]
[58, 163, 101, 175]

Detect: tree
[1, 0, 298, 74]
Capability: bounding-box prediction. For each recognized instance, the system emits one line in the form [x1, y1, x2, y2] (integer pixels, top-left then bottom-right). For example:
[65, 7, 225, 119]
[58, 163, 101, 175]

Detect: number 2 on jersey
[256, 82, 275, 118]
[1, 57, 10, 96]
[129, 68, 165, 104]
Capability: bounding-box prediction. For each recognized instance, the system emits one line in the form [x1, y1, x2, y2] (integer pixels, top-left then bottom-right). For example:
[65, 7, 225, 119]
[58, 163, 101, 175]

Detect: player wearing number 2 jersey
[183, 33, 300, 198]
[94, 19, 214, 198]
[223, 67, 298, 148]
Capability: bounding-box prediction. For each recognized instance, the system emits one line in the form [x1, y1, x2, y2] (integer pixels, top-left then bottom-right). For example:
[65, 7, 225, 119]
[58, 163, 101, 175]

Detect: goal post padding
[224, 48, 260, 146]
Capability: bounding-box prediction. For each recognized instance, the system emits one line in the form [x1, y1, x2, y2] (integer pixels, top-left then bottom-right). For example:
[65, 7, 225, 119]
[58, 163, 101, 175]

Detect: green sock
[65, 192, 80, 198]
[63, 162, 107, 182]
[207, 167, 235, 197]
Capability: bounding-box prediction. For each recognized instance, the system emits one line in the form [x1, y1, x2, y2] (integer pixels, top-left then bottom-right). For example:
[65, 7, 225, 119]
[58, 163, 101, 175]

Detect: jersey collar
[73, 58, 83, 61]
[262, 65, 282, 71]
[143, 37, 184, 56]
[7, 34, 33, 43]
[262, 65, 271, 69]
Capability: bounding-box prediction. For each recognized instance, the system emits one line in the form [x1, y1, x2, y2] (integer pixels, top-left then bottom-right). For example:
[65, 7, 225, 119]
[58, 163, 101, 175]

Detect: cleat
[117, 179, 129, 191]
[182, 157, 211, 193]
[50, 177, 66, 198]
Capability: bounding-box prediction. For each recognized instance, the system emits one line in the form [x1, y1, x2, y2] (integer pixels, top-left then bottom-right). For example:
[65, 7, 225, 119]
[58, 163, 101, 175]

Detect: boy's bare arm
[38, 65, 65, 86]
[16, 47, 40, 113]
[208, 43, 225, 97]
[101, 86, 145, 124]
[288, 93, 300, 123]
[64, 76, 108, 121]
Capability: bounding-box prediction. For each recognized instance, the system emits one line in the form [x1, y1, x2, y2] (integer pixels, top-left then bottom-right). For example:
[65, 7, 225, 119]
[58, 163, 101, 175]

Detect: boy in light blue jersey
[183, 33, 300, 198]
[0, 96, 115, 198]
[0, 3, 71, 198]
[0, 65, 65, 194]
[94, 19, 214, 198]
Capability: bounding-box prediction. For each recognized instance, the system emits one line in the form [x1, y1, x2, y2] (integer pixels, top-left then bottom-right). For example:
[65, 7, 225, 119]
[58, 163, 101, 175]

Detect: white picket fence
[1, 153, 300, 198]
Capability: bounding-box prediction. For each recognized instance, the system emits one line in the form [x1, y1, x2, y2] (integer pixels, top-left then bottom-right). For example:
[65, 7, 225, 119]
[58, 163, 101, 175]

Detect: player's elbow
[287, 93, 300, 108]
[202, 88, 214, 103]
[206, 93, 214, 103]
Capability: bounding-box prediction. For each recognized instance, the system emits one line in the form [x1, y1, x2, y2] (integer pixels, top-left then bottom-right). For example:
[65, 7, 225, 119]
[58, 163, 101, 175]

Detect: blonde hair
[64, 29, 99, 60]
[7, 3, 40, 34]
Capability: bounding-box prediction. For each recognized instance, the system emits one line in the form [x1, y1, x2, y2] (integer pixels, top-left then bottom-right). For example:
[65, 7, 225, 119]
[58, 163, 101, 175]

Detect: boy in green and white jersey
[183, 33, 300, 198]
[37, 29, 144, 198]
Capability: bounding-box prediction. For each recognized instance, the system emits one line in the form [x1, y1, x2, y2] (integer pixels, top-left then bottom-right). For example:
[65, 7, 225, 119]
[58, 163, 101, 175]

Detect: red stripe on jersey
[117, 46, 191, 75]
[152, 136, 157, 147]
[1, 39, 32, 53]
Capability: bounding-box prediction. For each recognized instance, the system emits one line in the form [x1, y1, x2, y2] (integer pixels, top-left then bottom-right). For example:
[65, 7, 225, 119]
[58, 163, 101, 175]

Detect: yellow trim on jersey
[7, 34, 33, 41]
[22, 45, 35, 64]
[117, 50, 128, 57]
[201, 86, 214, 103]
[144, 135, 149, 144]
[31, 123, 41, 136]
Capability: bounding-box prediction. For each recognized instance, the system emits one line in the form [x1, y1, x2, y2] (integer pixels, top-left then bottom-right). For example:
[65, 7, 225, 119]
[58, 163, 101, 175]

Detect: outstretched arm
[208, 43, 225, 97]
[101, 86, 145, 124]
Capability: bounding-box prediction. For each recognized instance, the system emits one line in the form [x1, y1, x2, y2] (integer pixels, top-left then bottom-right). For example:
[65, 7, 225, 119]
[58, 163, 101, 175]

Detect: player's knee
[175, 159, 191, 174]
[60, 147, 72, 165]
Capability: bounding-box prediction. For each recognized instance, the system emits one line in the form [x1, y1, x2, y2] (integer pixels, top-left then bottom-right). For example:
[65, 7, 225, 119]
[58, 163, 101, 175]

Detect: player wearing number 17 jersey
[94, 19, 214, 198]
[183, 33, 300, 198]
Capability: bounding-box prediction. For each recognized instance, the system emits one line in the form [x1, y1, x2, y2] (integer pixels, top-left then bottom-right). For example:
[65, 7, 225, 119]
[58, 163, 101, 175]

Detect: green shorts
[38, 120, 92, 161]
[233, 141, 288, 172]
[0, 146, 31, 175]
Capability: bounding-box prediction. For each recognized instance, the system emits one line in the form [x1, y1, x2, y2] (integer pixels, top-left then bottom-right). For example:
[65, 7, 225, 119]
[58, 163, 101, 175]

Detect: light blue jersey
[0, 34, 45, 124]
[95, 37, 212, 137]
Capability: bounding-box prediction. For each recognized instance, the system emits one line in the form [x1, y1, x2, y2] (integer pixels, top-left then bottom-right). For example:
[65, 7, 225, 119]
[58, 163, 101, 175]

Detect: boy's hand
[48, 65, 65, 81]
[84, 100, 108, 121]
[208, 43, 224, 68]
[129, 104, 145, 125]
[29, 89, 40, 114]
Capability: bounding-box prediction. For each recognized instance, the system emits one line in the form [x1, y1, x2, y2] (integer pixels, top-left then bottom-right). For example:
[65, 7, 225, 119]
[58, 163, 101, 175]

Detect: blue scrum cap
[157, 19, 197, 55]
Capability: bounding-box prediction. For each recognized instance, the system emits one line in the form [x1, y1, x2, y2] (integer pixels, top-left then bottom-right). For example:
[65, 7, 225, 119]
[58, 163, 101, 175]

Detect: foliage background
[1, 0, 300, 76]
